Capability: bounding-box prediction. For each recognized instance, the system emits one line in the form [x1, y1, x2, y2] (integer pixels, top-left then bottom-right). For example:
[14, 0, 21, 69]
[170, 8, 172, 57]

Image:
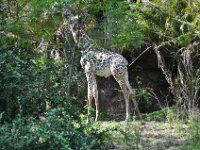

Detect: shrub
[0, 108, 109, 149]
[0, 49, 109, 149]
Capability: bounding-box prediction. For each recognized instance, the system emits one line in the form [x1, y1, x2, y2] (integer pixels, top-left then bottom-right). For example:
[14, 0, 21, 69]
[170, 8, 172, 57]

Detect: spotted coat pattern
[64, 7, 137, 122]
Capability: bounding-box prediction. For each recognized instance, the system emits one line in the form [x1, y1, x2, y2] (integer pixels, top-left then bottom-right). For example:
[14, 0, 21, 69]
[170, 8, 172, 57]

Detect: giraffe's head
[63, 6, 74, 19]
[63, 6, 84, 29]
[62, 6, 90, 44]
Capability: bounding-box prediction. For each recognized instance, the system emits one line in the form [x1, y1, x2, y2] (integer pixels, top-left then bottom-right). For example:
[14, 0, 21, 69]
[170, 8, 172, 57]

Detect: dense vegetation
[0, 0, 199, 149]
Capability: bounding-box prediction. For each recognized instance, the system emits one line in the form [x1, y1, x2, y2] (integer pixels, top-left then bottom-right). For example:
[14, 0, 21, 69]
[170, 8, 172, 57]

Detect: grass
[81, 107, 200, 149]
[88, 109, 200, 150]
[90, 120, 187, 149]
[181, 138, 200, 150]
[92, 120, 142, 150]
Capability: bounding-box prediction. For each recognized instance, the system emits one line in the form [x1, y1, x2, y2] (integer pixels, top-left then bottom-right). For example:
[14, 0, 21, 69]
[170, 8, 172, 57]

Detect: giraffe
[63, 7, 140, 122]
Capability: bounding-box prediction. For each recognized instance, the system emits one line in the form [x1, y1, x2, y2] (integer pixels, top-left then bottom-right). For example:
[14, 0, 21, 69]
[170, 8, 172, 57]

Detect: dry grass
[92, 120, 189, 150]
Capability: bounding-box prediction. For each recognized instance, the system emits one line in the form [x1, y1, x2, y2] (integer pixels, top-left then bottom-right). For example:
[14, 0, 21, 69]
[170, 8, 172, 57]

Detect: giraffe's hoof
[125, 118, 131, 122]
[86, 118, 90, 124]
[125, 116, 131, 121]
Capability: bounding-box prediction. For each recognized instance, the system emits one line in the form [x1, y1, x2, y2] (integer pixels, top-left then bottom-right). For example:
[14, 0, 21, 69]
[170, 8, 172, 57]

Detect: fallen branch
[128, 46, 152, 68]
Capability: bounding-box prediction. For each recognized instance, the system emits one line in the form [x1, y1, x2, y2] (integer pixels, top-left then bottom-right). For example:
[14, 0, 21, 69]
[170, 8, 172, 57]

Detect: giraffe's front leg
[86, 72, 95, 123]
[87, 85, 93, 123]
[92, 78, 99, 122]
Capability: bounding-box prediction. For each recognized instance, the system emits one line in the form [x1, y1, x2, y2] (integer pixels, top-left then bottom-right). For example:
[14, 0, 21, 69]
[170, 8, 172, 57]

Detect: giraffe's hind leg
[112, 69, 132, 120]
[122, 71, 141, 119]
[112, 69, 140, 120]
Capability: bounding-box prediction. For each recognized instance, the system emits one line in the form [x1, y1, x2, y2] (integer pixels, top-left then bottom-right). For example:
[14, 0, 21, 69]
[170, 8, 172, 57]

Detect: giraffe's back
[80, 51, 128, 78]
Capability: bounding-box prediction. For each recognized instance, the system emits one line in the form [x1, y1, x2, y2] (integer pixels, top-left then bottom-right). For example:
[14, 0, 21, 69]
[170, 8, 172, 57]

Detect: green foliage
[73, 0, 145, 51]
[144, 108, 166, 121]
[136, 88, 158, 113]
[119, 122, 141, 149]
[181, 140, 200, 150]
[96, 121, 142, 150]
[106, 1, 145, 49]
[0, 1, 111, 149]
[0, 49, 109, 149]
[144, 107, 176, 122]
[0, 50, 38, 121]
[187, 117, 200, 139]
[0, 0, 63, 49]
[1, 0, 200, 149]
[0, 50, 69, 121]
[129, 0, 200, 46]
[181, 117, 200, 149]
[0, 109, 109, 149]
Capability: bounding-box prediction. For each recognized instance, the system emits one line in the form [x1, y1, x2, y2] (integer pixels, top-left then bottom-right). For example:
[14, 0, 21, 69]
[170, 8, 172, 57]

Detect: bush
[188, 117, 200, 139]
[0, 49, 109, 149]
[181, 116, 200, 149]
[136, 88, 159, 113]
[0, 108, 109, 149]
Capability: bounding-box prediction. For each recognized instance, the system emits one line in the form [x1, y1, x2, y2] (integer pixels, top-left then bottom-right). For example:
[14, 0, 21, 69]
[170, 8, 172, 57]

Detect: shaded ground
[140, 122, 187, 150]
[95, 121, 188, 150]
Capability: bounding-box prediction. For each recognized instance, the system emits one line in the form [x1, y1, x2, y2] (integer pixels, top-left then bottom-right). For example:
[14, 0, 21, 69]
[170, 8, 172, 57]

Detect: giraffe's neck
[68, 16, 106, 52]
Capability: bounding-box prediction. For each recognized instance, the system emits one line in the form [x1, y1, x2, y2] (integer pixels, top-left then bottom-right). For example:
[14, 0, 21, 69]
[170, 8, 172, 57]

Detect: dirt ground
[139, 121, 187, 150]
[99, 121, 188, 150]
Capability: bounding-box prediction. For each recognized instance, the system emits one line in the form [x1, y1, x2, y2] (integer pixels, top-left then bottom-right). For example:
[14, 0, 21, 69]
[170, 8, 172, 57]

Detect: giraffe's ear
[80, 50, 84, 54]
[63, 5, 73, 18]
